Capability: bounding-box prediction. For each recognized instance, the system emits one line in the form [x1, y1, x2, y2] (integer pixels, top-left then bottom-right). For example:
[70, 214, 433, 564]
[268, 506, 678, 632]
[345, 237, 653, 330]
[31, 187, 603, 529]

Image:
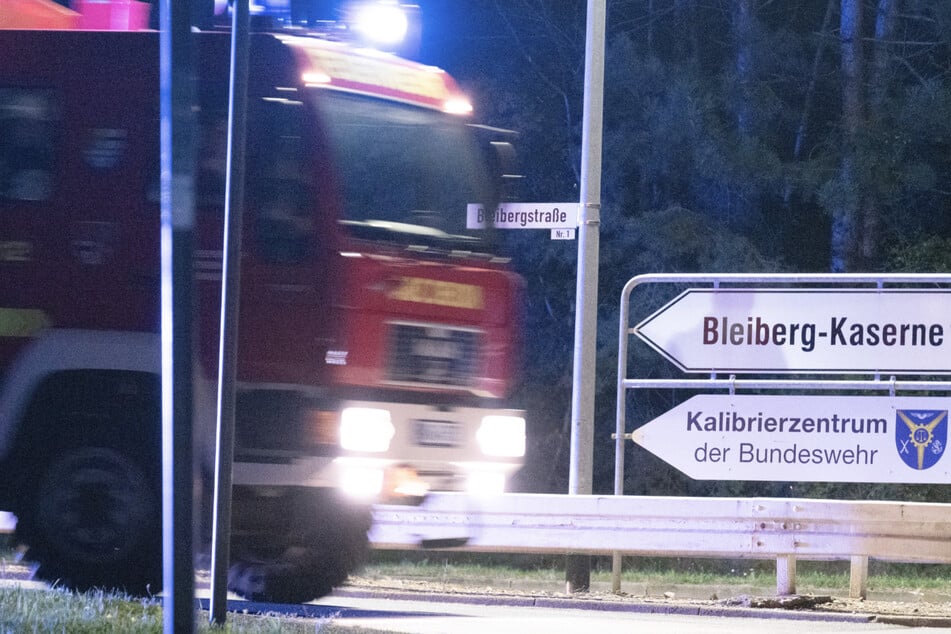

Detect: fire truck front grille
[386, 323, 481, 389]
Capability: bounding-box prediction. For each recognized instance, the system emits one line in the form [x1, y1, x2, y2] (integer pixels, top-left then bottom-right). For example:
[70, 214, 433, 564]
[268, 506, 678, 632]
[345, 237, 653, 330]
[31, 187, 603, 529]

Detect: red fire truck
[0, 1, 525, 602]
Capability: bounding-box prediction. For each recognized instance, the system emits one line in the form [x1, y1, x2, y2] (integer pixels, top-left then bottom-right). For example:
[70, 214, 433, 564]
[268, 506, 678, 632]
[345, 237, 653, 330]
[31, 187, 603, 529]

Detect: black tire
[18, 446, 162, 595]
[227, 492, 372, 604]
[227, 550, 330, 605]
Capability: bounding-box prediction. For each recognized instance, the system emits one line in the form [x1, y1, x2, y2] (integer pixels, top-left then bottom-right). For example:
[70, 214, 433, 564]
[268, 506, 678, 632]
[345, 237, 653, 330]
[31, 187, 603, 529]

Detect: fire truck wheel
[228, 550, 328, 605]
[18, 446, 161, 595]
[227, 502, 372, 604]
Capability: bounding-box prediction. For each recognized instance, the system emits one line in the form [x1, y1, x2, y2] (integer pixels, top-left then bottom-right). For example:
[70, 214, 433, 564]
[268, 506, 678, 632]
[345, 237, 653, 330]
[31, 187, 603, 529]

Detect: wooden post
[850, 555, 869, 599]
[776, 554, 797, 596]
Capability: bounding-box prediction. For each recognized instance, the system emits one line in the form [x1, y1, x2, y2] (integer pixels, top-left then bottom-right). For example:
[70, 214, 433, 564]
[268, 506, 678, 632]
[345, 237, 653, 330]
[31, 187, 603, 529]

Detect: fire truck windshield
[317, 93, 495, 242]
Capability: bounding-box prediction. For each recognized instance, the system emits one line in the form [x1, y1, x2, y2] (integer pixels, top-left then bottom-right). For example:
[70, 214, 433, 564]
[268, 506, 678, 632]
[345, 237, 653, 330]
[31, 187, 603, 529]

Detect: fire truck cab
[0, 2, 525, 602]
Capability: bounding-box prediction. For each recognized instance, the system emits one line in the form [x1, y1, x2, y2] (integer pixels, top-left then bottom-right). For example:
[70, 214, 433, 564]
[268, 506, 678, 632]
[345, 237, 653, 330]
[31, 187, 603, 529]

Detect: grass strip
[0, 585, 395, 633]
[364, 551, 951, 594]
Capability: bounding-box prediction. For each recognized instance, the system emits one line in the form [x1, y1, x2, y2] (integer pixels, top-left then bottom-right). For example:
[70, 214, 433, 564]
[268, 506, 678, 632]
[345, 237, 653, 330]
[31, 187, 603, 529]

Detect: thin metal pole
[209, 0, 251, 624]
[611, 271, 632, 593]
[567, 0, 606, 594]
[159, 0, 197, 630]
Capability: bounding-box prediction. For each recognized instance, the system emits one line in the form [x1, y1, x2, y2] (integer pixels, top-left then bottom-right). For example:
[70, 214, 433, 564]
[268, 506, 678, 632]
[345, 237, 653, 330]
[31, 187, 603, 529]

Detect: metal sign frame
[612, 272, 951, 592]
[615, 272, 951, 496]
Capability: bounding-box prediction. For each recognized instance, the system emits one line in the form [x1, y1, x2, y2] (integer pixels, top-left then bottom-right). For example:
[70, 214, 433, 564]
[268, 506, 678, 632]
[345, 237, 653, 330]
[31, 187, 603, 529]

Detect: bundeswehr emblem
[896, 410, 947, 470]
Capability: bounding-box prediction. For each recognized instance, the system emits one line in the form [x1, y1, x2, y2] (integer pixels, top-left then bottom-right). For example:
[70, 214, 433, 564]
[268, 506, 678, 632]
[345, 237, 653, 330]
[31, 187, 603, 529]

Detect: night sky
[411, 2, 510, 72]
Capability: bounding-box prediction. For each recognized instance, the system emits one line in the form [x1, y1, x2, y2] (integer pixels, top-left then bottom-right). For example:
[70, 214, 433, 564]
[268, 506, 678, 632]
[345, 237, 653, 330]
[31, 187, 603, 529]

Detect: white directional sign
[634, 288, 951, 373]
[633, 394, 950, 483]
[466, 202, 577, 230]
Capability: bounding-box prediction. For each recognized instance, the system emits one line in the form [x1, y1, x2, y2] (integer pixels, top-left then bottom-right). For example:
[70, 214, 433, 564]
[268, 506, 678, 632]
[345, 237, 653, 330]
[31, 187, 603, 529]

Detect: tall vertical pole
[159, 0, 197, 630]
[566, 0, 606, 594]
[209, 0, 251, 624]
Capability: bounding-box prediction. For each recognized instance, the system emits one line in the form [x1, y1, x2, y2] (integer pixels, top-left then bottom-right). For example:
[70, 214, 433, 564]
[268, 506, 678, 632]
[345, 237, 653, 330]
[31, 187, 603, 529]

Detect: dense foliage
[418, 1, 951, 499]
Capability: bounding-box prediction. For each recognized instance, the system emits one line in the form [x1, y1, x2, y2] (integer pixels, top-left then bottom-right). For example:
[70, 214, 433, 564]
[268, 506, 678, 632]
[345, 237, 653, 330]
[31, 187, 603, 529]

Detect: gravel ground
[342, 571, 951, 627]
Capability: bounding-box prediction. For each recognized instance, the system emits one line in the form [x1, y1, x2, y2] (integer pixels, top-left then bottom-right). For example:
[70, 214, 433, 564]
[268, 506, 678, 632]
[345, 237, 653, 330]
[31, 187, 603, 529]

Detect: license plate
[414, 420, 461, 448]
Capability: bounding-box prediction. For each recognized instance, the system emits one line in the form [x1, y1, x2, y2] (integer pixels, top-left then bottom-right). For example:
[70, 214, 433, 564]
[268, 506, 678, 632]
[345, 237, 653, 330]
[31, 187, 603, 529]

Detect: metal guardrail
[370, 492, 951, 598]
[614, 273, 951, 500]
[3, 495, 948, 599]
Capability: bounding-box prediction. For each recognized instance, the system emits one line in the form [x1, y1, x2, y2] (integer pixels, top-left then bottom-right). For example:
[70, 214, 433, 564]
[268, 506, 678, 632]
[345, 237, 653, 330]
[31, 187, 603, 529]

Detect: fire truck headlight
[340, 407, 394, 452]
[477, 415, 526, 458]
[443, 97, 474, 115]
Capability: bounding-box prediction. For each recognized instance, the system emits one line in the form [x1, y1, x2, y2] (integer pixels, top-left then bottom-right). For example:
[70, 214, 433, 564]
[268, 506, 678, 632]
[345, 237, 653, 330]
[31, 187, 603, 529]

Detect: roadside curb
[874, 615, 951, 628]
[330, 586, 907, 625]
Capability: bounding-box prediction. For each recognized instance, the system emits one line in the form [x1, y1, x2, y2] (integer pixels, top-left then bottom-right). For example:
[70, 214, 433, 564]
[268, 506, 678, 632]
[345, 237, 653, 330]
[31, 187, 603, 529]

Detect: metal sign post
[209, 0, 250, 625]
[567, 0, 606, 594]
[159, 0, 197, 630]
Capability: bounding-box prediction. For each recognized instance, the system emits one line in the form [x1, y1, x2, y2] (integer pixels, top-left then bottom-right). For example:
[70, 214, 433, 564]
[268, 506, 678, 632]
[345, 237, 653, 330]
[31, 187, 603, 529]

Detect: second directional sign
[634, 288, 951, 374]
[633, 394, 949, 483]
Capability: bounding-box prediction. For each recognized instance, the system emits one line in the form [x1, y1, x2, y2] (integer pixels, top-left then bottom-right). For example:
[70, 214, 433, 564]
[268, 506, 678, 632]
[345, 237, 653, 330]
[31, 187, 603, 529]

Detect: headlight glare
[340, 407, 394, 452]
[340, 466, 385, 498]
[477, 415, 526, 457]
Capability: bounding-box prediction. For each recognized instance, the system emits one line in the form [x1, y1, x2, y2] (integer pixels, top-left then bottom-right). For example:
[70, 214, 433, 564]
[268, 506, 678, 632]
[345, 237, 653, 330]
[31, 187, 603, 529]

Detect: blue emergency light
[347, 1, 408, 46]
[220, 0, 421, 57]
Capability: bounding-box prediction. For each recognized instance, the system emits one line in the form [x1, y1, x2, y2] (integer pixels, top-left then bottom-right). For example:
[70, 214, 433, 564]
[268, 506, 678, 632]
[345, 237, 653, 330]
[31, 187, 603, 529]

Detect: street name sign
[632, 394, 950, 483]
[466, 202, 577, 230]
[633, 288, 951, 373]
